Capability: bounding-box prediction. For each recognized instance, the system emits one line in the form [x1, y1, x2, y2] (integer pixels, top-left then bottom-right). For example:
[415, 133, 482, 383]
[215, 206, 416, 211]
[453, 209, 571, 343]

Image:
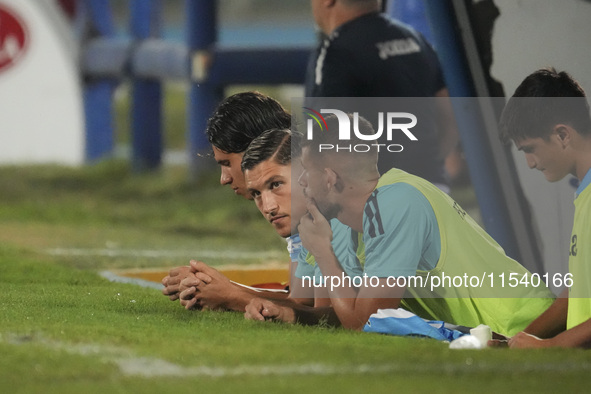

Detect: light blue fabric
[363, 308, 466, 342]
[286, 234, 302, 262]
[362, 183, 440, 278]
[576, 168, 591, 198]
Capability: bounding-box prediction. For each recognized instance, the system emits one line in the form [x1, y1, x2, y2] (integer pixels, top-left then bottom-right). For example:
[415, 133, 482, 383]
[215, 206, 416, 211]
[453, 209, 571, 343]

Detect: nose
[220, 168, 232, 186]
[260, 192, 278, 215]
[525, 154, 536, 169]
[298, 171, 308, 187]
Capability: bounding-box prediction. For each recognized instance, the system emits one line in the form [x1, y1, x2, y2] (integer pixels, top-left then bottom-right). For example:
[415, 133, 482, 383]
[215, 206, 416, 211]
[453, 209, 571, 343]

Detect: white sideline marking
[99, 271, 163, 290]
[45, 247, 283, 260]
[114, 358, 591, 378]
[3, 333, 591, 378]
[114, 358, 400, 378]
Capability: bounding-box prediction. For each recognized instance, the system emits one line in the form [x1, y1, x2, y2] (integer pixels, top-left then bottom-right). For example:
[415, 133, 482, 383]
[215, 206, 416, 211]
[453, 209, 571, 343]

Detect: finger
[244, 303, 265, 321]
[180, 276, 200, 288]
[161, 276, 170, 286]
[184, 297, 199, 310]
[169, 266, 189, 277]
[261, 307, 276, 319]
[166, 275, 182, 286]
[162, 285, 179, 296]
[297, 212, 313, 234]
[189, 259, 206, 272]
[194, 272, 213, 284]
[305, 199, 323, 221]
[179, 286, 196, 301]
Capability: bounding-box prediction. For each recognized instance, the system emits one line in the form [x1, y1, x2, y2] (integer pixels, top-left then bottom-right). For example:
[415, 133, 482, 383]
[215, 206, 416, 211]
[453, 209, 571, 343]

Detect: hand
[178, 273, 207, 310]
[298, 199, 333, 261]
[182, 260, 245, 311]
[487, 339, 509, 348]
[508, 332, 553, 349]
[161, 265, 193, 301]
[244, 298, 296, 323]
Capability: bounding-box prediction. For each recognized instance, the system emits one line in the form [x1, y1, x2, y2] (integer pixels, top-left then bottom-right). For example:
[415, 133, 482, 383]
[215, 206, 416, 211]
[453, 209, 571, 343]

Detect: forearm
[316, 253, 403, 330]
[313, 249, 363, 327]
[523, 289, 568, 338]
[221, 284, 289, 312]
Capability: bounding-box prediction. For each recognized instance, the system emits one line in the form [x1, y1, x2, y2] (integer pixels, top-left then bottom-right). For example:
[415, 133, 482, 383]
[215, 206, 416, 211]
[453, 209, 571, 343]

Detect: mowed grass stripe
[45, 247, 285, 260]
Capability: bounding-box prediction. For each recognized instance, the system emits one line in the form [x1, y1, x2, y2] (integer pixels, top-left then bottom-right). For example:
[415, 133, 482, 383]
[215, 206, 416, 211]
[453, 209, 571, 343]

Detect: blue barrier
[130, 0, 163, 172]
[81, 0, 117, 162]
[81, 0, 311, 174]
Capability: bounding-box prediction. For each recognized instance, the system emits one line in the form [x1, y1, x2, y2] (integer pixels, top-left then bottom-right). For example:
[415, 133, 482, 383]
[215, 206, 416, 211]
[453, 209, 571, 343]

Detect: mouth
[270, 215, 287, 225]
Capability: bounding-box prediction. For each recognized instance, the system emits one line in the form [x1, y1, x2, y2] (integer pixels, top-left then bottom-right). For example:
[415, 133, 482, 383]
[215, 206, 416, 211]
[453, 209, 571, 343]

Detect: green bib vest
[567, 185, 591, 329]
[378, 169, 554, 336]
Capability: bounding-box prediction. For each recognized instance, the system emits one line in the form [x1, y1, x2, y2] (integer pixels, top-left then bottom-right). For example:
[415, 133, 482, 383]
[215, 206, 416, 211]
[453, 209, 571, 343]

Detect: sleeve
[363, 183, 436, 278]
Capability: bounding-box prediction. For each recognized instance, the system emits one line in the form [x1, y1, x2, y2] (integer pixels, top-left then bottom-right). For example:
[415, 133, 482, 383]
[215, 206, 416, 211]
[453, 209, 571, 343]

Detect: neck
[336, 178, 379, 232]
[324, 3, 379, 35]
[573, 134, 591, 181]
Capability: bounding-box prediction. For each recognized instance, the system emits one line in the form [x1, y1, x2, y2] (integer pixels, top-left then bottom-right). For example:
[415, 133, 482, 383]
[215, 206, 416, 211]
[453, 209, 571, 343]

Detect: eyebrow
[248, 175, 285, 194]
[264, 175, 285, 186]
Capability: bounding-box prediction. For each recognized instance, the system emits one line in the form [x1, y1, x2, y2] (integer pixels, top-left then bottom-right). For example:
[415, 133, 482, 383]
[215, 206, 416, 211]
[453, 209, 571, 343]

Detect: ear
[324, 168, 340, 192]
[553, 124, 574, 148]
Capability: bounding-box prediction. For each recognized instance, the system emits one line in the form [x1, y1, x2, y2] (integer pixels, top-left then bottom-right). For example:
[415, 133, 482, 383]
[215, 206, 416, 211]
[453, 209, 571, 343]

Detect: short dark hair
[206, 92, 291, 153]
[241, 129, 302, 172]
[499, 68, 591, 144]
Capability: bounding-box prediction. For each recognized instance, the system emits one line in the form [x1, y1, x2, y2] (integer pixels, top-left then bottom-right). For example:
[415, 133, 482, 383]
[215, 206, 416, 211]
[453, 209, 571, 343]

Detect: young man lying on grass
[161, 92, 312, 310]
[176, 129, 316, 310]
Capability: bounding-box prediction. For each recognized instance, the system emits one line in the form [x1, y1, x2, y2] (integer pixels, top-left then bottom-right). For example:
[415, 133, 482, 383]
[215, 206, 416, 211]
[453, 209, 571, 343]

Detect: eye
[270, 181, 282, 189]
[250, 190, 261, 199]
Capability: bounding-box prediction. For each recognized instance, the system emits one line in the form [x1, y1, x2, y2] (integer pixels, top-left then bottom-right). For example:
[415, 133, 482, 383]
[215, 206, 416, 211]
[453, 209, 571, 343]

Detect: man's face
[245, 159, 294, 238]
[515, 134, 573, 182]
[298, 147, 340, 219]
[212, 146, 250, 199]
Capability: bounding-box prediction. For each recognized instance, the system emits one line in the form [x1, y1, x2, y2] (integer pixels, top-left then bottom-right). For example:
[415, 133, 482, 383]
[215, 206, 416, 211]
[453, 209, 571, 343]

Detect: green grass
[0, 158, 588, 392]
[0, 161, 286, 269]
[1, 246, 590, 393]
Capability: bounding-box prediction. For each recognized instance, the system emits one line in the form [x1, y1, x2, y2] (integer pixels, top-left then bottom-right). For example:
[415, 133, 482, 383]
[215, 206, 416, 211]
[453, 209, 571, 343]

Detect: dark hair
[499, 68, 591, 144]
[241, 129, 302, 172]
[206, 92, 291, 153]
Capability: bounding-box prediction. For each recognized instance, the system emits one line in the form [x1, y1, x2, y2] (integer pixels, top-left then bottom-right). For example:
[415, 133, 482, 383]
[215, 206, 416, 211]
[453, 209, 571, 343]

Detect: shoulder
[372, 182, 430, 209]
[364, 182, 434, 238]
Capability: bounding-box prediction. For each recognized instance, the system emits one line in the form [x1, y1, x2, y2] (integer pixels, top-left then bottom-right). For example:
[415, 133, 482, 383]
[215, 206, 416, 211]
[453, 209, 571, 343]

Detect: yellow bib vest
[567, 185, 591, 329]
[377, 169, 554, 336]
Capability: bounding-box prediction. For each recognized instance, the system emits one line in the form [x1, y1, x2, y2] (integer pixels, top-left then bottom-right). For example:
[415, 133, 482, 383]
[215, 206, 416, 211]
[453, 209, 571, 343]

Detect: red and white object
[0, 0, 84, 165]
